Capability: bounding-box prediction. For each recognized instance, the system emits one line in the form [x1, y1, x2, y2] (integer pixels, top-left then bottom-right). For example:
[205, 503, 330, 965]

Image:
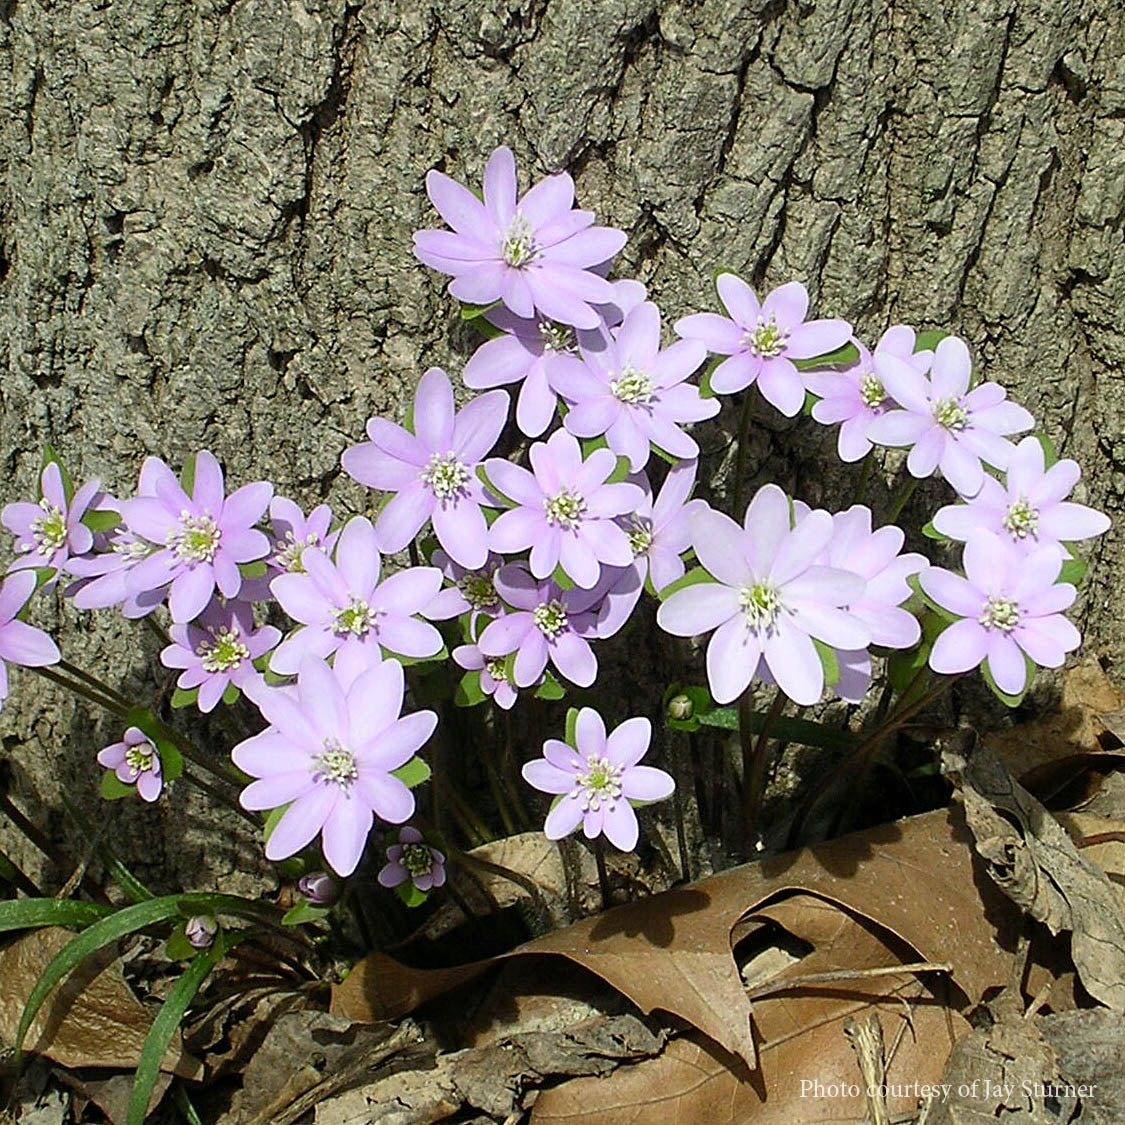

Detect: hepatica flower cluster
[0, 145, 1109, 909]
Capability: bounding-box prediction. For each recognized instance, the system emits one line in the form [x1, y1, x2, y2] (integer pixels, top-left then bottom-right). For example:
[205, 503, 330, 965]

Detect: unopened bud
[298, 871, 338, 906]
[667, 694, 694, 721]
[185, 914, 218, 949]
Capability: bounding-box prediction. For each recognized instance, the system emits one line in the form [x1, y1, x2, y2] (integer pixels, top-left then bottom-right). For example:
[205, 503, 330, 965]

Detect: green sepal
[262, 803, 290, 844]
[221, 682, 240, 706]
[100, 771, 136, 801]
[565, 706, 580, 747]
[534, 671, 565, 700]
[459, 299, 500, 320]
[476, 464, 515, 507]
[1058, 551, 1087, 587]
[396, 882, 429, 908]
[551, 563, 576, 590]
[15, 568, 57, 620]
[469, 316, 505, 341]
[454, 670, 487, 708]
[697, 355, 721, 399]
[263, 665, 289, 685]
[792, 342, 860, 371]
[606, 455, 632, 485]
[580, 435, 609, 458]
[281, 900, 330, 926]
[913, 329, 948, 353]
[386, 644, 450, 667]
[171, 686, 199, 710]
[812, 638, 841, 687]
[981, 653, 1037, 708]
[656, 566, 714, 602]
[648, 443, 679, 466]
[158, 739, 184, 783]
[391, 757, 431, 789]
[905, 572, 959, 622]
[81, 508, 121, 534]
[801, 390, 819, 415]
[921, 520, 949, 541]
[124, 705, 161, 742]
[179, 453, 197, 498]
[1032, 432, 1059, 468]
[503, 651, 519, 684]
[41, 445, 75, 505]
[661, 682, 713, 733]
[164, 926, 197, 962]
[417, 534, 440, 563]
[239, 560, 267, 579]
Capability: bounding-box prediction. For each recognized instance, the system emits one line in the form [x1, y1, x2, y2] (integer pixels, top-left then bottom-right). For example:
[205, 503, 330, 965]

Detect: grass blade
[0, 898, 115, 935]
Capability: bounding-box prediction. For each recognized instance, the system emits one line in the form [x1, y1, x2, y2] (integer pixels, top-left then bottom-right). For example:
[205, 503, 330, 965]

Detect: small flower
[377, 827, 447, 892]
[185, 915, 218, 949]
[552, 301, 717, 470]
[463, 280, 647, 438]
[805, 327, 933, 463]
[522, 708, 674, 851]
[477, 564, 603, 688]
[3, 462, 101, 582]
[657, 485, 870, 705]
[121, 452, 273, 622]
[866, 337, 1034, 497]
[921, 532, 1081, 696]
[342, 368, 509, 568]
[160, 599, 281, 712]
[675, 276, 852, 416]
[267, 497, 340, 576]
[97, 727, 164, 802]
[932, 435, 1110, 555]
[486, 429, 644, 589]
[452, 641, 519, 709]
[413, 146, 627, 329]
[423, 549, 504, 623]
[297, 871, 339, 906]
[66, 499, 164, 618]
[269, 516, 443, 675]
[0, 571, 61, 713]
[234, 655, 437, 876]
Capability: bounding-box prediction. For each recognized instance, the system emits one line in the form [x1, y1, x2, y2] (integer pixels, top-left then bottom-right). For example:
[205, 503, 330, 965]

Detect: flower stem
[31, 665, 128, 717]
[594, 839, 612, 912]
[741, 688, 786, 856]
[732, 390, 756, 515]
[849, 451, 874, 505]
[57, 659, 133, 710]
[885, 476, 919, 524]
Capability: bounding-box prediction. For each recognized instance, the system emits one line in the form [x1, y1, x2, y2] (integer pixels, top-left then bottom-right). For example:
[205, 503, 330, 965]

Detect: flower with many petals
[921, 532, 1080, 695]
[452, 642, 519, 709]
[675, 277, 852, 416]
[66, 506, 164, 619]
[266, 497, 339, 577]
[97, 727, 163, 803]
[522, 708, 673, 851]
[423, 549, 504, 624]
[413, 146, 627, 330]
[342, 368, 508, 569]
[377, 826, 447, 892]
[657, 485, 870, 705]
[866, 337, 1034, 497]
[0, 571, 61, 711]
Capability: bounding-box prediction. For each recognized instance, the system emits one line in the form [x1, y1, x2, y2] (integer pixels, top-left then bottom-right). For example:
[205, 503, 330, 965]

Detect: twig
[844, 1013, 889, 1125]
[745, 961, 953, 1000]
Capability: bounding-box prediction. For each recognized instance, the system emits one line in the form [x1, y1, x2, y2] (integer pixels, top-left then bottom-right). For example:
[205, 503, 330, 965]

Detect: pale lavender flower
[423, 549, 503, 623]
[552, 300, 717, 470]
[185, 915, 218, 949]
[270, 517, 443, 674]
[452, 641, 519, 709]
[463, 279, 647, 437]
[3, 462, 101, 582]
[160, 598, 281, 712]
[97, 727, 163, 802]
[486, 429, 643, 589]
[66, 508, 164, 619]
[413, 146, 627, 330]
[477, 564, 602, 688]
[342, 368, 509, 568]
[921, 531, 1080, 695]
[866, 336, 1034, 497]
[121, 452, 273, 623]
[234, 655, 436, 876]
[657, 485, 870, 705]
[297, 871, 339, 906]
[805, 327, 933, 463]
[675, 277, 852, 416]
[522, 708, 673, 851]
[0, 571, 60, 711]
[377, 826, 447, 892]
[267, 497, 340, 577]
[932, 435, 1110, 555]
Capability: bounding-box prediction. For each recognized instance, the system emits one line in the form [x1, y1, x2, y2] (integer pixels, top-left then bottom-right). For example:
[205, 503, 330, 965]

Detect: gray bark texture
[0, 0, 1122, 886]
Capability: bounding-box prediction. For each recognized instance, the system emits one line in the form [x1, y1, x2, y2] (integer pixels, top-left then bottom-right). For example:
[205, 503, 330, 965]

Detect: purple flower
[656, 485, 870, 705]
[66, 507, 164, 619]
[522, 708, 674, 851]
[342, 368, 509, 568]
[805, 327, 933, 463]
[185, 915, 218, 949]
[423, 549, 504, 623]
[267, 497, 340, 577]
[932, 435, 1110, 556]
[452, 641, 519, 709]
[463, 280, 647, 438]
[269, 516, 443, 674]
[413, 145, 627, 330]
[3, 462, 101, 582]
[97, 727, 163, 802]
[0, 571, 60, 711]
[675, 277, 852, 416]
[121, 452, 273, 623]
[551, 301, 717, 471]
[486, 429, 643, 589]
[377, 826, 447, 892]
[866, 337, 1034, 497]
[297, 871, 339, 906]
[234, 655, 436, 876]
[921, 532, 1080, 696]
[477, 564, 602, 688]
[160, 599, 281, 712]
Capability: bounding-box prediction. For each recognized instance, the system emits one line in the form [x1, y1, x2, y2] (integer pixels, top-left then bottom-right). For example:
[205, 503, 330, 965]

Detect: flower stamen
[739, 582, 782, 630]
[610, 364, 654, 405]
[314, 737, 359, 789]
[859, 372, 887, 410]
[502, 213, 538, 267]
[30, 500, 67, 555]
[401, 842, 434, 877]
[571, 754, 624, 812]
[933, 396, 969, 431]
[544, 489, 586, 530]
[1003, 496, 1039, 539]
[332, 597, 378, 637]
[167, 511, 221, 564]
[421, 452, 470, 500]
[979, 595, 1020, 632]
[198, 625, 251, 673]
[742, 316, 789, 358]
[533, 598, 568, 638]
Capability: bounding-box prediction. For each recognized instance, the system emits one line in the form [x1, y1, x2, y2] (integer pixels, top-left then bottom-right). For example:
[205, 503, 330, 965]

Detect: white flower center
[501, 212, 538, 267]
[979, 595, 1020, 632]
[332, 597, 378, 637]
[859, 372, 887, 409]
[1002, 496, 1039, 539]
[113, 536, 151, 560]
[544, 489, 586, 529]
[401, 842, 434, 877]
[539, 320, 576, 355]
[125, 743, 156, 775]
[610, 364, 654, 405]
[739, 582, 782, 630]
[421, 452, 470, 500]
[167, 511, 221, 564]
[625, 516, 653, 557]
[30, 500, 68, 555]
[313, 737, 358, 789]
[742, 316, 789, 358]
[571, 754, 624, 812]
[198, 625, 250, 673]
[533, 598, 569, 638]
[485, 657, 509, 683]
[275, 530, 320, 573]
[457, 571, 498, 611]
[933, 396, 969, 431]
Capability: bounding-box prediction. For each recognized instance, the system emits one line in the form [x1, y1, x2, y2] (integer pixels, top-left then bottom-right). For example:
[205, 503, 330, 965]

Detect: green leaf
[656, 566, 715, 602]
[262, 804, 290, 844]
[0, 898, 115, 936]
[606, 455, 632, 485]
[476, 464, 515, 507]
[163, 927, 196, 962]
[221, 683, 240, 706]
[157, 739, 184, 783]
[459, 299, 500, 320]
[174, 893, 283, 927]
[396, 882, 429, 908]
[102, 854, 154, 903]
[454, 669, 487, 708]
[905, 572, 959, 622]
[387, 644, 450, 667]
[812, 638, 841, 687]
[913, 329, 948, 353]
[565, 707, 580, 747]
[391, 756, 432, 790]
[469, 316, 505, 341]
[648, 443, 679, 466]
[238, 560, 267, 579]
[981, 653, 1037, 709]
[697, 355, 721, 399]
[179, 453, 197, 499]
[921, 520, 949, 540]
[16, 568, 58, 619]
[550, 563, 576, 591]
[127, 933, 245, 1125]
[124, 705, 162, 743]
[792, 342, 861, 371]
[41, 445, 75, 505]
[580, 435, 609, 458]
[697, 707, 857, 751]
[1058, 552, 1087, 587]
[801, 389, 819, 415]
[100, 770, 136, 801]
[281, 900, 330, 926]
[170, 686, 198, 710]
[81, 508, 121, 534]
[534, 671, 566, 701]
[1032, 432, 1060, 468]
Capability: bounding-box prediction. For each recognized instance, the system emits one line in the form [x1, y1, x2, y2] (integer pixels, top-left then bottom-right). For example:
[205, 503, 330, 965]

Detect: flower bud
[185, 915, 218, 949]
[667, 694, 693, 721]
[297, 871, 338, 906]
